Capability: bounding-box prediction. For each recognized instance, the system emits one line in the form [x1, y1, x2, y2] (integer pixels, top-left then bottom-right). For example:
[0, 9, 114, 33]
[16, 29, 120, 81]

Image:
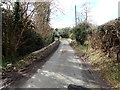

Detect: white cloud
[91, 0, 119, 25]
[50, 20, 74, 28]
[50, 0, 119, 28]
[50, 0, 77, 28]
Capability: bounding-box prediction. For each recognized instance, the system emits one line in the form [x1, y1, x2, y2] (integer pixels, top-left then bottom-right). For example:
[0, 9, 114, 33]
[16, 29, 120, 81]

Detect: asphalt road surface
[13, 40, 111, 89]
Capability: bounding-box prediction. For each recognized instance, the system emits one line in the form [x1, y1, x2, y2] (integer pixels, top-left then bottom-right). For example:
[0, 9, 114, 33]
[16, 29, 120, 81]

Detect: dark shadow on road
[8, 43, 60, 88]
[12, 58, 111, 89]
[8, 40, 112, 89]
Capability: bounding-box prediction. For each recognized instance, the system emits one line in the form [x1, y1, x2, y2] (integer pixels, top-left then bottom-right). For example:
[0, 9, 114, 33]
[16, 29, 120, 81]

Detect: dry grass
[88, 48, 120, 88]
[70, 40, 120, 88]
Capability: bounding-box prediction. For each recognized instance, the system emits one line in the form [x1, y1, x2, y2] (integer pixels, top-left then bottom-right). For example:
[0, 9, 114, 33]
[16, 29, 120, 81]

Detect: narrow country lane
[13, 39, 111, 89]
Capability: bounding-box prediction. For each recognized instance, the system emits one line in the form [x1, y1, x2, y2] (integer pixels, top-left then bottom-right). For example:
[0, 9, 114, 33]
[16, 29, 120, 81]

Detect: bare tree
[2, 1, 36, 57]
[80, 2, 91, 23]
[34, 1, 53, 39]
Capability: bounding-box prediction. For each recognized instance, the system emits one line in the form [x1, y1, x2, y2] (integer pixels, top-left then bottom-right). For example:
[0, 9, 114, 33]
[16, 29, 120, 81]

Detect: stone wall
[3, 40, 60, 71]
[27, 40, 60, 61]
[15, 40, 60, 69]
[2, 40, 60, 87]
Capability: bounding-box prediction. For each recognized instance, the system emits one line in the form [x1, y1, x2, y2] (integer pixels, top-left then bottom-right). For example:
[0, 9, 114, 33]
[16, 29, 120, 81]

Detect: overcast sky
[50, 0, 119, 28]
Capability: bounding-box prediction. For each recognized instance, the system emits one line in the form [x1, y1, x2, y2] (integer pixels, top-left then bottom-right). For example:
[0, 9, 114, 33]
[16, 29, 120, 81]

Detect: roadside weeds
[70, 41, 120, 89]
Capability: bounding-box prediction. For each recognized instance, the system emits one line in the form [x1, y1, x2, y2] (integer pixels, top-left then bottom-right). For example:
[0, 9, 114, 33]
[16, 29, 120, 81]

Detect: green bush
[45, 34, 55, 46]
[60, 33, 69, 38]
[59, 28, 69, 38]
[17, 30, 44, 56]
[73, 22, 91, 45]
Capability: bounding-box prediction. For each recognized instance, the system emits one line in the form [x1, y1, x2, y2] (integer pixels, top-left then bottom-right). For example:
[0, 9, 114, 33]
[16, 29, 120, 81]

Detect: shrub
[89, 17, 120, 61]
[45, 34, 55, 46]
[73, 22, 91, 45]
[17, 30, 44, 56]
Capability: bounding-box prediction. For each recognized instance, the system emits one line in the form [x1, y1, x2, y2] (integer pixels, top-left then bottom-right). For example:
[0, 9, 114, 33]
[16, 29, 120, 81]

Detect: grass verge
[88, 48, 120, 88]
[70, 41, 120, 88]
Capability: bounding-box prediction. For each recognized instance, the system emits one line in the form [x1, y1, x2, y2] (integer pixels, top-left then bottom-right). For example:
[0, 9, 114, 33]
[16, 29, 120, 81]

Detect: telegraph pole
[75, 5, 77, 26]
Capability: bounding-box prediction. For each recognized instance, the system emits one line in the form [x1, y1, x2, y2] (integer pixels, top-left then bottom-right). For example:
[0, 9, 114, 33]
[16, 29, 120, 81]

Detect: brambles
[89, 17, 120, 62]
